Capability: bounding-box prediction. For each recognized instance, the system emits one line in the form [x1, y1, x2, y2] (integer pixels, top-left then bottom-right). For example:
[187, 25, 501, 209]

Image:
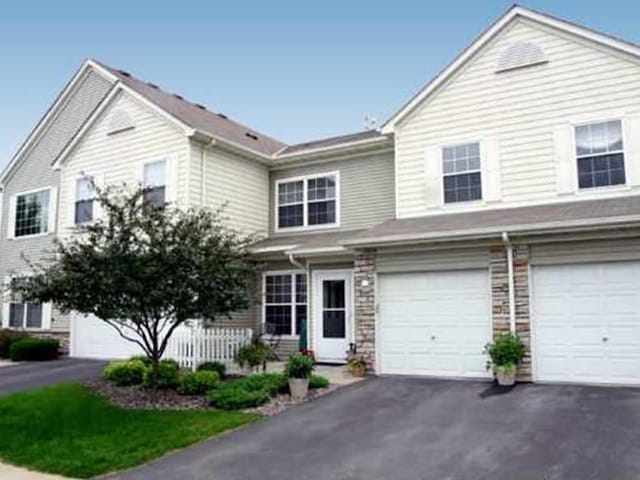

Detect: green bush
[208, 385, 271, 410]
[104, 360, 147, 386]
[284, 353, 315, 379]
[0, 329, 30, 359]
[309, 374, 330, 389]
[143, 360, 180, 389]
[129, 355, 152, 367]
[178, 370, 220, 395]
[241, 373, 288, 396]
[235, 338, 272, 370]
[196, 361, 226, 379]
[485, 333, 525, 371]
[9, 338, 59, 361]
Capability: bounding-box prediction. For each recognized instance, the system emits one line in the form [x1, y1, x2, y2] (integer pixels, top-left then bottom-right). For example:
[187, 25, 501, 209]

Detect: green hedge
[143, 360, 180, 389]
[104, 360, 147, 386]
[178, 371, 220, 395]
[0, 329, 30, 359]
[9, 338, 59, 361]
[196, 361, 227, 379]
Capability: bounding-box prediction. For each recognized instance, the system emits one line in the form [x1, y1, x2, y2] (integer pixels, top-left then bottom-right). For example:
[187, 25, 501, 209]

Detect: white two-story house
[3, 5, 640, 386]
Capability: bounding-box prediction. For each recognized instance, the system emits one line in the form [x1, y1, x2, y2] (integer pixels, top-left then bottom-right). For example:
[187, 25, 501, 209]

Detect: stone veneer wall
[354, 249, 376, 370]
[489, 244, 532, 381]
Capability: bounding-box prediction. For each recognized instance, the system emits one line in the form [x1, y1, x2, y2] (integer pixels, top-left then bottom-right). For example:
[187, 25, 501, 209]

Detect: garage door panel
[533, 262, 640, 385]
[379, 269, 491, 378]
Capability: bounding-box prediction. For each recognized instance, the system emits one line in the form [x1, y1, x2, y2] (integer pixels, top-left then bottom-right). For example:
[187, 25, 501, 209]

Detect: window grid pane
[15, 190, 49, 237]
[277, 175, 336, 228]
[575, 120, 625, 189]
[26, 303, 43, 329]
[8, 303, 24, 328]
[577, 153, 626, 189]
[144, 160, 167, 187]
[442, 143, 482, 204]
[575, 120, 623, 157]
[265, 273, 307, 336]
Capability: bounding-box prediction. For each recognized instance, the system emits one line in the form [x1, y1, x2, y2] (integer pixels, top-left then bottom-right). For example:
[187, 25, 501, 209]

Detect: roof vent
[147, 82, 159, 89]
[195, 103, 206, 110]
[245, 132, 259, 141]
[496, 42, 547, 73]
[172, 93, 184, 100]
[217, 113, 228, 120]
[107, 109, 135, 135]
[118, 70, 131, 78]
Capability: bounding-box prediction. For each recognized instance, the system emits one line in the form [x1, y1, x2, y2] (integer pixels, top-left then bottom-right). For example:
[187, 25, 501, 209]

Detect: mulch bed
[86, 379, 339, 414]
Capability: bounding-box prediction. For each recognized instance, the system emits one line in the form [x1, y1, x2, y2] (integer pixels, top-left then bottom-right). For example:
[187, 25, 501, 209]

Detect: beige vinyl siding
[395, 18, 640, 218]
[58, 90, 190, 237]
[377, 247, 490, 273]
[0, 68, 113, 332]
[530, 236, 640, 265]
[188, 141, 269, 236]
[269, 152, 395, 235]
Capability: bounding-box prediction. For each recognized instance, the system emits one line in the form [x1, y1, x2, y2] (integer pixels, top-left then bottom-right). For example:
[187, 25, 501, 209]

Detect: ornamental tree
[14, 185, 258, 386]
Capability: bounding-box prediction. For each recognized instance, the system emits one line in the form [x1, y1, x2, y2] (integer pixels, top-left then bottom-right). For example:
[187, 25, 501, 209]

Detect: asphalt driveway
[106, 376, 640, 480]
[0, 358, 105, 396]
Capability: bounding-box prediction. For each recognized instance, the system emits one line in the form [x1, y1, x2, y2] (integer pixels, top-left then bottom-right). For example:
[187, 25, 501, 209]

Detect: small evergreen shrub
[0, 329, 29, 359]
[196, 361, 226, 379]
[143, 360, 180, 389]
[309, 374, 330, 389]
[208, 385, 270, 410]
[485, 333, 525, 372]
[103, 360, 147, 386]
[129, 355, 152, 367]
[178, 370, 220, 395]
[235, 338, 273, 370]
[9, 338, 59, 361]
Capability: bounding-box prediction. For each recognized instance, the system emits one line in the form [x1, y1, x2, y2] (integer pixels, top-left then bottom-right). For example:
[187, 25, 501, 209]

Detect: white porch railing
[165, 327, 253, 371]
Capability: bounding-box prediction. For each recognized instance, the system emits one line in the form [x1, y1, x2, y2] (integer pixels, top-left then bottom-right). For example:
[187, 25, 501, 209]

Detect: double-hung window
[13, 189, 50, 237]
[442, 143, 482, 204]
[264, 273, 307, 336]
[5, 278, 45, 329]
[143, 160, 167, 208]
[575, 120, 625, 189]
[277, 173, 337, 229]
[75, 177, 94, 224]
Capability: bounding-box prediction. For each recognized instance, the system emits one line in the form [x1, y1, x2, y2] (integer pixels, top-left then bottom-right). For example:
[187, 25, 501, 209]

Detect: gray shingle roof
[344, 195, 640, 246]
[276, 130, 387, 156]
[253, 229, 366, 251]
[95, 61, 286, 156]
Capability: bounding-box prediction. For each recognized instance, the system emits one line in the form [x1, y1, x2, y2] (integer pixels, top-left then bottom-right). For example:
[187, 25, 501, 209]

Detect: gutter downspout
[501, 232, 516, 334]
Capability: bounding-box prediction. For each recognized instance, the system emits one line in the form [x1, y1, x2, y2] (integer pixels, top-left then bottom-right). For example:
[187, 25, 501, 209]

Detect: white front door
[314, 270, 353, 363]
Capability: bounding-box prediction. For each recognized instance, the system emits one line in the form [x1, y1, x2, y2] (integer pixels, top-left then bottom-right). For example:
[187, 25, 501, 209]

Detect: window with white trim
[264, 273, 307, 336]
[575, 120, 625, 189]
[14, 189, 50, 237]
[75, 177, 94, 224]
[143, 160, 167, 207]
[277, 173, 337, 229]
[5, 278, 45, 329]
[442, 143, 482, 204]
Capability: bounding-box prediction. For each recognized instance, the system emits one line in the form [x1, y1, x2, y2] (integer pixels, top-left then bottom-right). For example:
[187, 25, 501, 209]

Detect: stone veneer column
[354, 248, 377, 370]
[489, 244, 532, 381]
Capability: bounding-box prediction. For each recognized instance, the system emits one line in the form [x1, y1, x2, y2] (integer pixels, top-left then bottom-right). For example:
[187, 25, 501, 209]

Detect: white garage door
[378, 270, 492, 378]
[71, 314, 144, 360]
[532, 262, 640, 385]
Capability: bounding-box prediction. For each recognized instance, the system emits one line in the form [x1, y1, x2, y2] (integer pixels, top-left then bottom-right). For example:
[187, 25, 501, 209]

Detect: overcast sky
[2, 0, 640, 167]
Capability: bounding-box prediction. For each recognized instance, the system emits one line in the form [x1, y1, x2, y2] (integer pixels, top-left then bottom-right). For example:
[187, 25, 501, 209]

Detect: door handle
[430, 335, 436, 340]
[602, 336, 608, 342]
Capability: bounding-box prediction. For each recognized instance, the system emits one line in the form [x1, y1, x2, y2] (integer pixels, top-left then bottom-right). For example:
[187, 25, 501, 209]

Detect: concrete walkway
[0, 463, 71, 480]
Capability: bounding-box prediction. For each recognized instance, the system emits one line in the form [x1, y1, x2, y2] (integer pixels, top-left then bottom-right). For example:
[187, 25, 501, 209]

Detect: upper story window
[143, 160, 167, 208]
[276, 173, 337, 230]
[575, 120, 625, 189]
[14, 189, 50, 237]
[442, 143, 482, 203]
[75, 177, 94, 224]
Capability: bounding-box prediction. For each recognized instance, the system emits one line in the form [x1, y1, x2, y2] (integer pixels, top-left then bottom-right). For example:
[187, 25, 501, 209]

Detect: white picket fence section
[165, 327, 253, 371]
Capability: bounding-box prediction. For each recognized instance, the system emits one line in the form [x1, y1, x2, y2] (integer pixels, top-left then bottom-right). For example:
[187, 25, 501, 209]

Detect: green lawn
[0, 383, 259, 478]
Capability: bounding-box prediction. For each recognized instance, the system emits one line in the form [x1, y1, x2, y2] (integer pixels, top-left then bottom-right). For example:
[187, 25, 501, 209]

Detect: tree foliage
[15, 185, 258, 383]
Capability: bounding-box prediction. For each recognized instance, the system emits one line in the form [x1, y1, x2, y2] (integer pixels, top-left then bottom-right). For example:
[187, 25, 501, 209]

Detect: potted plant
[285, 353, 315, 400]
[235, 337, 273, 373]
[484, 333, 524, 386]
[346, 353, 368, 377]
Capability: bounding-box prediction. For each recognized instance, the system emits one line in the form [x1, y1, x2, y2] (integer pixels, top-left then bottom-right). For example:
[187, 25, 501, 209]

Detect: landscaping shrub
[241, 373, 288, 396]
[235, 338, 273, 371]
[178, 371, 220, 395]
[104, 360, 147, 386]
[309, 374, 330, 389]
[143, 360, 180, 389]
[9, 338, 59, 361]
[484, 333, 525, 371]
[0, 329, 29, 359]
[208, 385, 271, 410]
[129, 355, 152, 367]
[284, 353, 315, 379]
[197, 361, 226, 379]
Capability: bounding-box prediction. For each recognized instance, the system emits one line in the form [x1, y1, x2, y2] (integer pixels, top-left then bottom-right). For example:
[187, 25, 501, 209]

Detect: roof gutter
[502, 232, 516, 334]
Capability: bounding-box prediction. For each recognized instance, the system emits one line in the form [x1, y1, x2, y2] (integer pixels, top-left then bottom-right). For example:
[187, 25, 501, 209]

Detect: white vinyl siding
[395, 18, 640, 218]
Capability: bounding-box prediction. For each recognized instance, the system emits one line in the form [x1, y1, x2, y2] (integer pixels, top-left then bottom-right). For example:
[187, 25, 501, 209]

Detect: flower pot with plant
[235, 337, 273, 373]
[484, 333, 524, 386]
[346, 353, 368, 377]
[285, 353, 315, 400]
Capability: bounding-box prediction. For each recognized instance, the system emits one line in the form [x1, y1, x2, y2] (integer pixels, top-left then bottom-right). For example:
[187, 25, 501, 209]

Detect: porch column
[354, 248, 377, 371]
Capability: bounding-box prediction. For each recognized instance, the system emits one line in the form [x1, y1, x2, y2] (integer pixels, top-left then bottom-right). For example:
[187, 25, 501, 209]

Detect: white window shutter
[425, 146, 443, 208]
[48, 187, 58, 234]
[624, 114, 640, 187]
[483, 138, 502, 203]
[7, 195, 16, 239]
[554, 125, 575, 194]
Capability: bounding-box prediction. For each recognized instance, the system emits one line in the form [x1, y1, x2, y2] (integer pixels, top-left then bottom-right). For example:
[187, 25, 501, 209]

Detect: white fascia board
[273, 135, 392, 162]
[381, 5, 640, 133]
[250, 245, 298, 254]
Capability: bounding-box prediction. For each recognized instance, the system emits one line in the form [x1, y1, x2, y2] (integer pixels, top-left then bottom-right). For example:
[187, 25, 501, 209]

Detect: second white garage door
[71, 313, 145, 360]
[532, 261, 640, 385]
[378, 270, 492, 378]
